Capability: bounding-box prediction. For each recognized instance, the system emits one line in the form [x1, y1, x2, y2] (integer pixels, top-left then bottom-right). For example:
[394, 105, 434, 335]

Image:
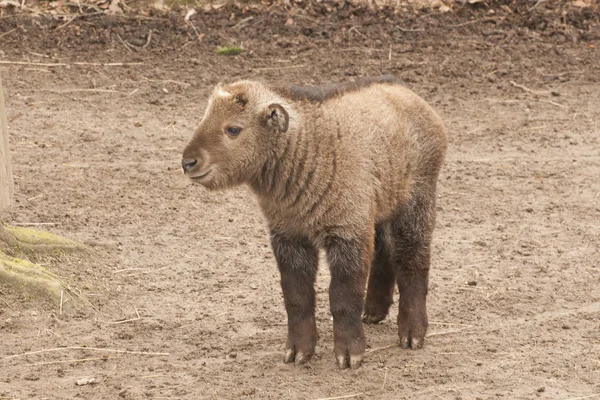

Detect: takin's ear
[263, 103, 289, 133]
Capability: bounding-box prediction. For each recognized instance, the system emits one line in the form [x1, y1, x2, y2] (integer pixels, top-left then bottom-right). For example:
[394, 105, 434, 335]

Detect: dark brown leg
[363, 223, 396, 324]
[394, 246, 430, 349]
[392, 194, 436, 350]
[325, 233, 372, 369]
[270, 231, 319, 365]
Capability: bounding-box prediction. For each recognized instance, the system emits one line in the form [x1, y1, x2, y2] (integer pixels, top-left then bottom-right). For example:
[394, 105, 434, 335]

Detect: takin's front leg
[270, 231, 319, 365]
[325, 233, 373, 369]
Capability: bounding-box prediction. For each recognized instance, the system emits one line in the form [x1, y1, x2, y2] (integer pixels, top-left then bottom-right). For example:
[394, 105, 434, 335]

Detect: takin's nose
[181, 158, 198, 173]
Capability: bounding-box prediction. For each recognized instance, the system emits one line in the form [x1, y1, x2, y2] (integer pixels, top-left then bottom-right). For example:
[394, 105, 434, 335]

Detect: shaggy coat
[182, 76, 447, 369]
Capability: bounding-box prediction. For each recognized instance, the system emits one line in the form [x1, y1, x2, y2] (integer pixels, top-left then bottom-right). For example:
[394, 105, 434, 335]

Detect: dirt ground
[0, 2, 599, 399]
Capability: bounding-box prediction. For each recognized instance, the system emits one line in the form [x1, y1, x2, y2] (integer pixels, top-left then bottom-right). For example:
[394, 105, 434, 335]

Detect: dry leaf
[0, 0, 21, 8]
[184, 8, 196, 22]
[571, 0, 592, 7]
[107, 0, 122, 14]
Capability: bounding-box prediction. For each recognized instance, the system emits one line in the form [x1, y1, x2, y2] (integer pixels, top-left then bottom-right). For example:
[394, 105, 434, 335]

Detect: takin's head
[181, 81, 291, 190]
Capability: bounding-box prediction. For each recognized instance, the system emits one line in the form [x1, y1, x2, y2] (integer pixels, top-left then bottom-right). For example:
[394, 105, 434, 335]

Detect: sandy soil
[0, 2, 599, 399]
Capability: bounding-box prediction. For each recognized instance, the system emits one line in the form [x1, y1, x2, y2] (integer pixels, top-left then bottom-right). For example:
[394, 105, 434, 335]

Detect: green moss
[0, 226, 89, 310]
[216, 45, 244, 56]
[2, 225, 87, 260]
[4, 225, 78, 246]
[0, 250, 66, 303]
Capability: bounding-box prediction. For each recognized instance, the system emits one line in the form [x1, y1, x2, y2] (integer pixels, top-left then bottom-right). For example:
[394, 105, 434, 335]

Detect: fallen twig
[12, 222, 58, 226]
[5, 346, 170, 359]
[348, 26, 366, 37]
[31, 356, 114, 366]
[99, 317, 142, 325]
[365, 344, 397, 355]
[314, 394, 363, 400]
[41, 88, 120, 94]
[112, 266, 168, 274]
[186, 19, 203, 41]
[0, 27, 17, 39]
[528, 0, 547, 12]
[143, 30, 152, 49]
[540, 99, 567, 109]
[415, 384, 484, 397]
[71, 62, 143, 66]
[564, 394, 600, 400]
[398, 26, 425, 32]
[59, 290, 64, 316]
[429, 322, 474, 327]
[142, 77, 190, 87]
[117, 33, 135, 53]
[0, 61, 142, 67]
[449, 17, 502, 29]
[253, 64, 307, 71]
[0, 60, 68, 67]
[233, 16, 254, 30]
[55, 15, 78, 31]
[26, 194, 43, 201]
[540, 70, 583, 78]
[0, 295, 14, 310]
[509, 80, 549, 96]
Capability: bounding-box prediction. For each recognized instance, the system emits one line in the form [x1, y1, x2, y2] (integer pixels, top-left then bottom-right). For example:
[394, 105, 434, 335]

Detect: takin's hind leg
[363, 223, 396, 324]
[392, 195, 436, 350]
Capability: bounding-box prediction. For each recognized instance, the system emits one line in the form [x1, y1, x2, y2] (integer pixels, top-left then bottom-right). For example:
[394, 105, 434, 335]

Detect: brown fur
[182, 76, 447, 369]
[273, 75, 403, 103]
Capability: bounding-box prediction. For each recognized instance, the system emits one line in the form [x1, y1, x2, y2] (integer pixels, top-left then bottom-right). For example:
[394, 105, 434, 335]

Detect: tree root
[0, 223, 89, 311]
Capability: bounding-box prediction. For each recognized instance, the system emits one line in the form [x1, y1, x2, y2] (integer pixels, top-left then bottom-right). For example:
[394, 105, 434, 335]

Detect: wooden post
[0, 74, 14, 211]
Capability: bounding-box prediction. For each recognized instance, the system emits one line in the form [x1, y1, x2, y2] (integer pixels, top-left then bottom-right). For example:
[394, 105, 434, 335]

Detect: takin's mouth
[188, 169, 213, 182]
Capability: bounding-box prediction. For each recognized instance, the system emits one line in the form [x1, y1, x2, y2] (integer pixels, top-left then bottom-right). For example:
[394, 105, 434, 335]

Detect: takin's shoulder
[271, 75, 405, 104]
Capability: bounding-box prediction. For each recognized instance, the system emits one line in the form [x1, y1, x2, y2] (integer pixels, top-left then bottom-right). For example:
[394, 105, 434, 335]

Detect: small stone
[76, 377, 97, 386]
[537, 387, 545, 393]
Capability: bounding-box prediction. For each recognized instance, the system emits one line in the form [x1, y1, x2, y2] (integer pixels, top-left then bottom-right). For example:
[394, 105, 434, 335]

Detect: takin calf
[181, 76, 447, 369]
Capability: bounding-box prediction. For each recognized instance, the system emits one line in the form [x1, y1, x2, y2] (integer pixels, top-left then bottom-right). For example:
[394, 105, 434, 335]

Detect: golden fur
[182, 77, 447, 369]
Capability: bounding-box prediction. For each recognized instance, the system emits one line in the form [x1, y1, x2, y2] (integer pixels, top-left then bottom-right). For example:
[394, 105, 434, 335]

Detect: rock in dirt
[75, 377, 97, 386]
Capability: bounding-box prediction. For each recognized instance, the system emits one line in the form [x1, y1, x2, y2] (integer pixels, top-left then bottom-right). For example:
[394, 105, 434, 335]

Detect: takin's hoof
[397, 310, 428, 350]
[399, 335, 425, 350]
[333, 334, 366, 369]
[283, 321, 317, 366]
[336, 353, 363, 370]
[362, 296, 392, 325]
[362, 311, 387, 325]
[284, 348, 314, 366]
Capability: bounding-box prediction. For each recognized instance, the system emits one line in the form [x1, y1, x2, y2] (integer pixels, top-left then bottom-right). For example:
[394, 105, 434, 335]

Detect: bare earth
[0, 3, 599, 399]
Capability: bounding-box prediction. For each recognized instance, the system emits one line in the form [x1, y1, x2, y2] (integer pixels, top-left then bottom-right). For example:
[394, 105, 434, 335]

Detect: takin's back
[285, 81, 447, 225]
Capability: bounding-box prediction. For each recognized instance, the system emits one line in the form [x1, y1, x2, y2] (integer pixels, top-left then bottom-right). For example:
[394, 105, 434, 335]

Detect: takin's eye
[225, 126, 242, 137]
